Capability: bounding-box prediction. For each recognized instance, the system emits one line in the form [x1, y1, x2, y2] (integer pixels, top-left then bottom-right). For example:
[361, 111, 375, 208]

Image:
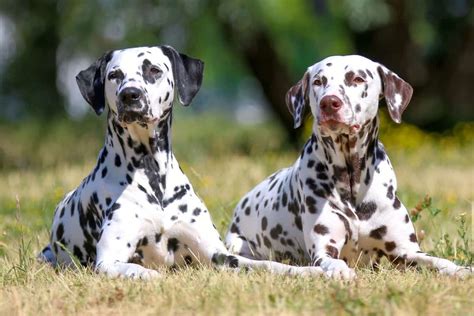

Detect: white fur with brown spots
[226, 55, 472, 280]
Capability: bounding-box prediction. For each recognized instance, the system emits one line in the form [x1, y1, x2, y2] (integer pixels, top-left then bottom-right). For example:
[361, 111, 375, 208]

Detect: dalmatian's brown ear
[161, 46, 204, 106]
[377, 65, 413, 124]
[76, 51, 113, 115]
[285, 71, 309, 128]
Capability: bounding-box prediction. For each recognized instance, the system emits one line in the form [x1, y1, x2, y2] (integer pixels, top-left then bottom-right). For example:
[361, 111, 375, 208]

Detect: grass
[0, 110, 473, 315]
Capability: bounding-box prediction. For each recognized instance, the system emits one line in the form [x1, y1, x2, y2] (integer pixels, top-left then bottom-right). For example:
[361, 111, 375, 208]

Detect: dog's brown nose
[320, 95, 343, 114]
[119, 87, 143, 104]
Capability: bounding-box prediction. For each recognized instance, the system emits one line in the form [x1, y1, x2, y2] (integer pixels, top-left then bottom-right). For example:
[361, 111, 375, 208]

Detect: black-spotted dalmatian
[38, 45, 324, 279]
[226, 55, 472, 279]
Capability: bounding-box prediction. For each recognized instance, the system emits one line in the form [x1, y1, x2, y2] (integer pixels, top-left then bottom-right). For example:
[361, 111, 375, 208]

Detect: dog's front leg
[374, 198, 472, 277]
[94, 202, 161, 279]
[303, 200, 356, 280]
[404, 251, 472, 276]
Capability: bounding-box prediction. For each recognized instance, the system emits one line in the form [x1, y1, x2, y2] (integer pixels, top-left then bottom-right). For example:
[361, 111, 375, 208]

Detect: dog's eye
[353, 77, 365, 84]
[108, 71, 118, 80]
[313, 79, 322, 86]
[150, 66, 162, 76]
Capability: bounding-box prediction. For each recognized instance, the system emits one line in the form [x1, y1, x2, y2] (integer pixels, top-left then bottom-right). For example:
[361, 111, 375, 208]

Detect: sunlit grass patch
[1, 247, 473, 315]
[0, 113, 473, 315]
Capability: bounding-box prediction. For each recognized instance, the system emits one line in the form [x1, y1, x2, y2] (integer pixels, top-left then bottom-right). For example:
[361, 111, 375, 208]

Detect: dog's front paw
[97, 261, 161, 280]
[123, 265, 161, 280]
[297, 266, 324, 276]
[451, 266, 473, 278]
[434, 259, 473, 278]
[320, 258, 356, 280]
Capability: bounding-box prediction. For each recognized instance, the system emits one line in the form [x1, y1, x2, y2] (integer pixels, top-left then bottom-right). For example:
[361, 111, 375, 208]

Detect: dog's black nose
[119, 87, 143, 104]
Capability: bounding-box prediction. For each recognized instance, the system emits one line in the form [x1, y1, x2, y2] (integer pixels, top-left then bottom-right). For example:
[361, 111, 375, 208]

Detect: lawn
[0, 110, 473, 315]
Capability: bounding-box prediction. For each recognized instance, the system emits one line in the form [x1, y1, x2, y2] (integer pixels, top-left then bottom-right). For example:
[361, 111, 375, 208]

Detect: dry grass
[1, 261, 473, 315]
[0, 112, 473, 315]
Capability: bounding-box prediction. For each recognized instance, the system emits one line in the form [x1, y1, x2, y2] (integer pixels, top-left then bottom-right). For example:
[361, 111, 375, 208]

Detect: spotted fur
[38, 46, 323, 279]
[226, 55, 472, 279]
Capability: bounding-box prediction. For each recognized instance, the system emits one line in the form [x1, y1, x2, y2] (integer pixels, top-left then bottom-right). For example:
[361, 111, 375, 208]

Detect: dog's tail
[37, 244, 57, 266]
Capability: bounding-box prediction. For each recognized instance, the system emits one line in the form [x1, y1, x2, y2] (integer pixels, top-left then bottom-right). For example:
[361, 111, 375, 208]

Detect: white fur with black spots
[38, 45, 323, 279]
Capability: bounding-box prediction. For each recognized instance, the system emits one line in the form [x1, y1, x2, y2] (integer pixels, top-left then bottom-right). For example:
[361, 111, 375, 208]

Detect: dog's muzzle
[119, 87, 143, 105]
[317, 95, 361, 134]
[117, 87, 148, 123]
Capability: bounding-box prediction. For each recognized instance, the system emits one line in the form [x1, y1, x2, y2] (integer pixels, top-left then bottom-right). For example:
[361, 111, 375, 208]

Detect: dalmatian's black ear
[161, 46, 204, 106]
[76, 51, 113, 115]
[377, 65, 413, 124]
[285, 71, 309, 128]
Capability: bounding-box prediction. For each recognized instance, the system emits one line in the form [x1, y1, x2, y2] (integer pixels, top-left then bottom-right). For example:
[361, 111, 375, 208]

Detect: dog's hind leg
[169, 220, 324, 276]
[37, 244, 57, 266]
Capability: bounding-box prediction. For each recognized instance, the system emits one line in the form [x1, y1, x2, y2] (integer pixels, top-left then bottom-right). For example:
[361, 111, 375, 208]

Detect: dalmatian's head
[286, 55, 413, 135]
[76, 45, 203, 125]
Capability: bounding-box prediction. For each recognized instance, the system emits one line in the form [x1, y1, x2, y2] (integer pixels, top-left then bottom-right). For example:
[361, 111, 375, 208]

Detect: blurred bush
[0, 0, 472, 140]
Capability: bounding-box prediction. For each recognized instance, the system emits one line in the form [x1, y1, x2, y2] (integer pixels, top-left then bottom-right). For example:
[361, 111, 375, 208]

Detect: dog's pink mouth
[319, 119, 346, 130]
[319, 119, 361, 134]
[350, 124, 361, 133]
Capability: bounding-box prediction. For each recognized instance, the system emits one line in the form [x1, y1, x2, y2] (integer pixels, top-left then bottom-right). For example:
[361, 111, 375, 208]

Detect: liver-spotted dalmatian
[38, 45, 324, 279]
[226, 55, 472, 279]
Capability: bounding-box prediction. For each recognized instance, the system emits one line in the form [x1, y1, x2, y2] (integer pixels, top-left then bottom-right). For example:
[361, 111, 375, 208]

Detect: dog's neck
[105, 108, 173, 174]
[311, 116, 379, 205]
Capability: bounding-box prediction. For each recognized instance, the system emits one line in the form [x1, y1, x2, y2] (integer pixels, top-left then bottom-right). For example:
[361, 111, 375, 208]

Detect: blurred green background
[0, 0, 473, 134]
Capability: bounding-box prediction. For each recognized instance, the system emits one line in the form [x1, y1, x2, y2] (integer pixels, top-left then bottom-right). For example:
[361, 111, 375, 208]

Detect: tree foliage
[0, 0, 472, 135]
